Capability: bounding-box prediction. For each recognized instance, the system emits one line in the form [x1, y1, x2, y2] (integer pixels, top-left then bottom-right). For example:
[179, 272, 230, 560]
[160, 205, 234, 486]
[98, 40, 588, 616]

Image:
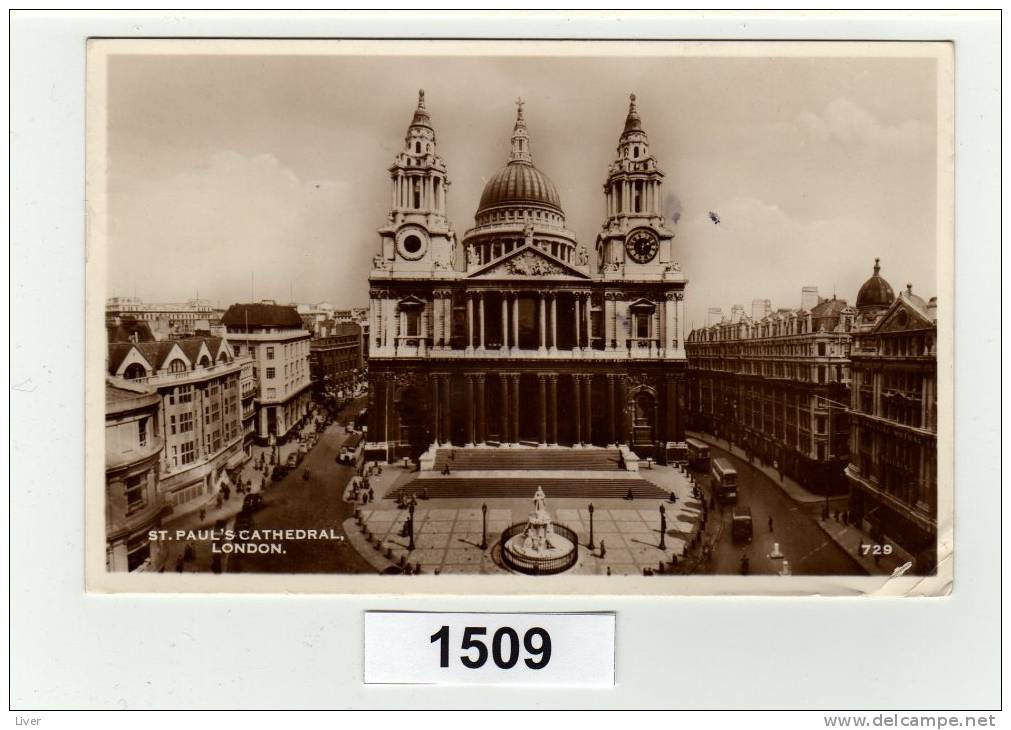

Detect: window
[177, 385, 193, 404]
[178, 412, 194, 433]
[266, 347, 274, 360]
[124, 363, 147, 380]
[818, 342, 826, 356]
[180, 441, 195, 465]
[233, 346, 240, 357]
[266, 367, 276, 379]
[248, 346, 255, 356]
[168, 359, 187, 373]
[633, 312, 650, 339]
[137, 418, 147, 448]
[124, 474, 146, 512]
[405, 309, 420, 337]
[170, 415, 177, 435]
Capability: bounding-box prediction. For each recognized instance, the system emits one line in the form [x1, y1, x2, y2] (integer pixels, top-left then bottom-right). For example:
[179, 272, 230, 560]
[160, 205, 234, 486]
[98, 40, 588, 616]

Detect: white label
[363, 612, 615, 687]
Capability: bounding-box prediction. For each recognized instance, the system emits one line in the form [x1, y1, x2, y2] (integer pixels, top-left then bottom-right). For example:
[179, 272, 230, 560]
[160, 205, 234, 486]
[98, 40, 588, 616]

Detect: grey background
[10, 11, 1001, 709]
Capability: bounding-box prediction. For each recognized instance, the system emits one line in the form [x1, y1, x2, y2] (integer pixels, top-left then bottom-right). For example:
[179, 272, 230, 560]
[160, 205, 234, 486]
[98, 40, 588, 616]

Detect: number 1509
[430, 625, 551, 670]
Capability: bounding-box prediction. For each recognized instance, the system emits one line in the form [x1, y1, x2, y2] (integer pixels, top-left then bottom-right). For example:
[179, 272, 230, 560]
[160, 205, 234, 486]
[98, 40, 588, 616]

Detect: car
[731, 507, 754, 543]
[271, 464, 290, 481]
[286, 453, 299, 468]
[241, 493, 264, 514]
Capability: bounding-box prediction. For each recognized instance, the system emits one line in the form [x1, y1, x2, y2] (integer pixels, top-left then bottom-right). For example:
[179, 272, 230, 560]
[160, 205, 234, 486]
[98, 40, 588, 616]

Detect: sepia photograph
[86, 39, 953, 594]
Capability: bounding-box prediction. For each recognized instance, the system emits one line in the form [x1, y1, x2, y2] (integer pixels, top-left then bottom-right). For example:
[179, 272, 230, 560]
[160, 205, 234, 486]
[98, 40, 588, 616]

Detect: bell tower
[375, 90, 456, 274]
[596, 94, 675, 280]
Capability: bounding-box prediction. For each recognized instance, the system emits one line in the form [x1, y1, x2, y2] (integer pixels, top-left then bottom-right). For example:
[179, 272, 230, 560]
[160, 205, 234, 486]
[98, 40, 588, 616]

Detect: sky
[104, 45, 941, 328]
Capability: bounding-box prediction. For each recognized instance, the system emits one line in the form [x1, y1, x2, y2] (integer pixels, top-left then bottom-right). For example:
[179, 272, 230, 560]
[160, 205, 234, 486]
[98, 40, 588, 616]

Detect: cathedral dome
[476, 161, 563, 217]
[856, 258, 895, 310]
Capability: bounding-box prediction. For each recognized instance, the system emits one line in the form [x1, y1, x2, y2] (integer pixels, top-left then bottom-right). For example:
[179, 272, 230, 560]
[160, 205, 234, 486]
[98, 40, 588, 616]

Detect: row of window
[691, 341, 848, 358]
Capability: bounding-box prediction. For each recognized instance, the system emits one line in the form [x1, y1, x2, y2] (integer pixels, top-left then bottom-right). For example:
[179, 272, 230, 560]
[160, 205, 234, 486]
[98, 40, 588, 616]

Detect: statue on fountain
[521, 486, 558, 554]
[501, 485, 576, 574]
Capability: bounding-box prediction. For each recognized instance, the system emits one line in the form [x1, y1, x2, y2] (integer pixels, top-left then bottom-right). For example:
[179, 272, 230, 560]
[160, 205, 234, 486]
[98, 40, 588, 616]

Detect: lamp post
[587, 503, 595, 550]
[659, 504, 667, 550]
[480, 503, 488, 550]
[408, 498, 416, 551]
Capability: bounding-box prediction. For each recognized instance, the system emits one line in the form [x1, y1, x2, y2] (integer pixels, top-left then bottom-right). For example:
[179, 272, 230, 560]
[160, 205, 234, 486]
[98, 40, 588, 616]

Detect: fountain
[500, 486, 578, 575]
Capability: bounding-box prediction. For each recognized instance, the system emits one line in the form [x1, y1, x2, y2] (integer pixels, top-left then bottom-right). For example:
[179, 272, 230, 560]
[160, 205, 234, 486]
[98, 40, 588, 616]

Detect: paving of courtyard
[344, 455, 702, 576]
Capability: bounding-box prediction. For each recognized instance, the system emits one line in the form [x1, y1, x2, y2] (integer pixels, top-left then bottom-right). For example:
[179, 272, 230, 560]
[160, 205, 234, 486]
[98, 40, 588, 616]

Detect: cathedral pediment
[467, 243, 591, 280]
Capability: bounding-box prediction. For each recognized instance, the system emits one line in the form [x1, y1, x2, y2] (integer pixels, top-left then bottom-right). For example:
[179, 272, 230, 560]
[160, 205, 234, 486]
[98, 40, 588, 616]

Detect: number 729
[430, 625, 551, 670]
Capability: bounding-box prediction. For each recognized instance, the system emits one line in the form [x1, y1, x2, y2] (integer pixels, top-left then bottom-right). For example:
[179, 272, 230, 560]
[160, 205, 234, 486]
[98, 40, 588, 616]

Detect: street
[700, 444, 865, 576]
[227, 397, 376, 574]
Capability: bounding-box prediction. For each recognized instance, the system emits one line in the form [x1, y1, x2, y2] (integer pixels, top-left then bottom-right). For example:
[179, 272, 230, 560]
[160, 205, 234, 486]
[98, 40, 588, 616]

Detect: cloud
[773, 97, 932, 153]
[676, 195, 931, 329]
[108, 151, 362, 305]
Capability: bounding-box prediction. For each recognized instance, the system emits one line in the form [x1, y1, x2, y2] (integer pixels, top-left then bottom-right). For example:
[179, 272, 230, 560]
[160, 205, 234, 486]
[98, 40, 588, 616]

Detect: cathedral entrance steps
[386, 474, 668, 501]
[431, 447, 624, 472]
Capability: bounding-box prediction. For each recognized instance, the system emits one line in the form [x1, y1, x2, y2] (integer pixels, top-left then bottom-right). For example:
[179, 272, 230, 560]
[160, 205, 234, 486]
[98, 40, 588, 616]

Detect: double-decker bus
[685, 437, 711, 472]
[711, 457, 739, 504]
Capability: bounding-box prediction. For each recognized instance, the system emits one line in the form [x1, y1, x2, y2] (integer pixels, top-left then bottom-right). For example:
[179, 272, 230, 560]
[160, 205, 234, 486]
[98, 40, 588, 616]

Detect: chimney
[706, 307, 724, 327]
[730, 304, 744, 322]
[801, 286, 819, 311]
[751, 298, 771, 321]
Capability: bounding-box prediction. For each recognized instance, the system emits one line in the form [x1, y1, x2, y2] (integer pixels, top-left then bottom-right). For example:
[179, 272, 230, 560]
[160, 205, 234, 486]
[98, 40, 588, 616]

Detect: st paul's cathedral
[366, 91, 689, 465]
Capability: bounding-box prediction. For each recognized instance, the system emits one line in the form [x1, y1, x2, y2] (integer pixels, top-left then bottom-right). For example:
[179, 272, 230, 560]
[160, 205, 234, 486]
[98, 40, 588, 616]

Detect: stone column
[512, 294, 520, 350]
[476, 374, 486, 444]
[574, 295, 582, 352]
[549, 374, 559, 445]
[616, 375, 628, 444]
[466, 375, 476, 445]
[501, 294, 509, 351]
[499, 373, 510, 444]
[441, 374, 451, 445]
[573, 374, 583, 445]
[607, 374, 617, 445]
[431, 374, 441, 443]
[478, 293, 486, 351]
[466, 294, 474, 353]
[538, 374, 548, 445]
[511, 374, 521, 443]
[538, 292, 547, 352]
[583, 375, 593, 445]
[550, 294, 558, 353]
[585, 293, 593, 350]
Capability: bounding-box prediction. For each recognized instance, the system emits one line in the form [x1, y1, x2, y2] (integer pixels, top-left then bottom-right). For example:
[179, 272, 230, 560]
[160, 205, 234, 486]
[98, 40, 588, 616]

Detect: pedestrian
[175, 555, 184, 573]
[368, 487, 374, 503]
[768, 515, 774, 533]
[199, 507, 206, 523]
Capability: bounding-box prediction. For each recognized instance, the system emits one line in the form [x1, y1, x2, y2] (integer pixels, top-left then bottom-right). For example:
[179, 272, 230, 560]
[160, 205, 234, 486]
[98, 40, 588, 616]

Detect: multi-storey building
[222, 302, 312, 443]
[105, 379, 166, 571]
[107, 336, 249, 514]
[846, 260, 938, 573]
[686, 288, 856, 494]
[310, 321, 363, 396]
[366, 92, 689, 462]
[106, 296, 216, 339]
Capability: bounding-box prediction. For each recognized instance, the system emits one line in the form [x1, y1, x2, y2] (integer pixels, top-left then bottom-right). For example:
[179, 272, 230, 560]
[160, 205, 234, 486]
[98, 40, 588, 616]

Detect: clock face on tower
[625, 229, 659, 264]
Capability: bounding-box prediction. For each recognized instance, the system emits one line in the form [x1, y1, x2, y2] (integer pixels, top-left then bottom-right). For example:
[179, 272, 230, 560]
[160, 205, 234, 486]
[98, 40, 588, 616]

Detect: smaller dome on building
[856, 258, 895, 310]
